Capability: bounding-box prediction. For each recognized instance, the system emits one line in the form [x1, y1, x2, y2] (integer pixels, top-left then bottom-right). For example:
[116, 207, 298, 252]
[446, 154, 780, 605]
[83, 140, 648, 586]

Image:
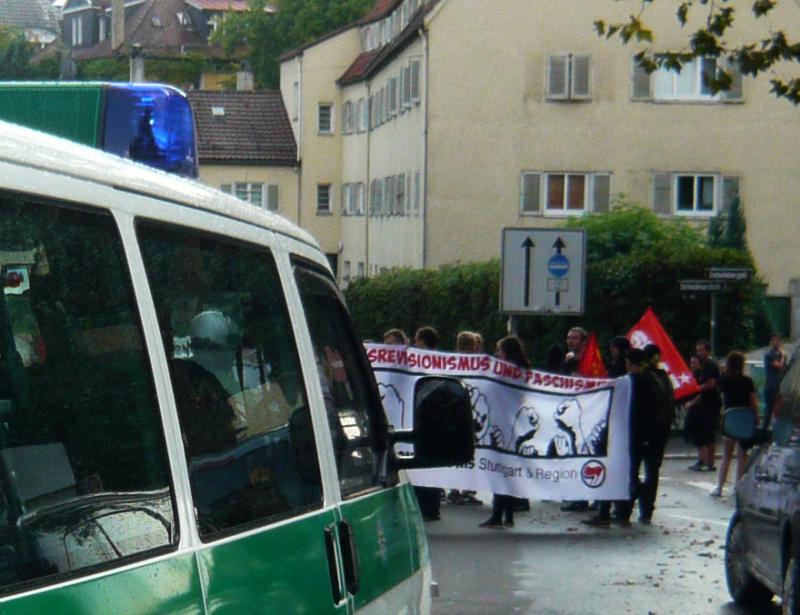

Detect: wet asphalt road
[426, 449, 781, 615]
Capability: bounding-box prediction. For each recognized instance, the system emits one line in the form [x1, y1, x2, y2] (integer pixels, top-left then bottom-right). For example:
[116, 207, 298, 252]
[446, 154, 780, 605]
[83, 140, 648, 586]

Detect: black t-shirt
[719, 373, 755, 409]
[698, 358, 722, 410]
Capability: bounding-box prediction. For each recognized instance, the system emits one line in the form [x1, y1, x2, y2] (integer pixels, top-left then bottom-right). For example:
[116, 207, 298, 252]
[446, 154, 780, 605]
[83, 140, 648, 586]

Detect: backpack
[644, 367, 675, 437]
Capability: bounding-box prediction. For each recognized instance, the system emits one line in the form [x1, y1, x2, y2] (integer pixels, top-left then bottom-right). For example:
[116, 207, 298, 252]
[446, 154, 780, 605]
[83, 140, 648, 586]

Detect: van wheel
[726, 518, 774, 605]
[783, 556, 798, 615]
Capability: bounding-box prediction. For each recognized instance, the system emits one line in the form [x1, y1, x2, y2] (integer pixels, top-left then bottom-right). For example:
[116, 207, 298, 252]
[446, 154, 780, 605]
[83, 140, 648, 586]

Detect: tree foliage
[595, 0, 800, 104]
[345, 204, 770, 364]
[215, 0, 374, 87]
[0, 26, 36, 80]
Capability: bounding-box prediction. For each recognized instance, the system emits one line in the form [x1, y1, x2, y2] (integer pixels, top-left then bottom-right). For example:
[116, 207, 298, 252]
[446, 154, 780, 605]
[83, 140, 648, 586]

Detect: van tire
[726, 517, 774, 605]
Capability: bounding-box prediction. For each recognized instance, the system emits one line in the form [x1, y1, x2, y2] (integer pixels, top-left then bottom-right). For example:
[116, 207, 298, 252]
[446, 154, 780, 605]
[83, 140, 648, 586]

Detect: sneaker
[479, 519, 503, 529]
[709, 485, 722, 497]
[581, 515, 610, 528]
[639, 516, 652, 525]
[703, 464, 717, 472]
[687, 460, 705, 471]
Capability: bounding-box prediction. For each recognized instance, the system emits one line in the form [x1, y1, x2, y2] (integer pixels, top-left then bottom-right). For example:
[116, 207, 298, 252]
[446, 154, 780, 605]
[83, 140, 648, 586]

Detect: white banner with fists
[367, 344, 632, 500]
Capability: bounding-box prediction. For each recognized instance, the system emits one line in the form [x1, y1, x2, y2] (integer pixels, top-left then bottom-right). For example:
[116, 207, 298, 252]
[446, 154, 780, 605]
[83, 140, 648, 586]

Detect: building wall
[198, 163, 300, 225]
[280, 29, 362, 265]
[424, 0, 800, 298]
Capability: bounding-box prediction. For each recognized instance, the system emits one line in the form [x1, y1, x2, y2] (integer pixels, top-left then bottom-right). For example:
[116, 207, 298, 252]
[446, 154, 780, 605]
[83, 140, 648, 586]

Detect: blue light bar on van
[102, 84, 198, 178]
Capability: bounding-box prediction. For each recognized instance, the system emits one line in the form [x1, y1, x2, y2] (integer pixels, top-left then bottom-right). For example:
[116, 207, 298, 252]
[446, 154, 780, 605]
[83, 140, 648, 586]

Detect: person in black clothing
[412, 326, 444, 521]
[480, 335, 531, 529]
[710, 351, 759, 497]
[614, 347, 672, 525]
[582, 336, 632, 527]
[607, 336, 631, 378]
[684, 340, 722, 472]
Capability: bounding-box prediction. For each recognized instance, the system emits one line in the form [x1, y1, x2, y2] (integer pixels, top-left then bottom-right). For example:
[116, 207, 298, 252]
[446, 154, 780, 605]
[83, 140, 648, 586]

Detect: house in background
[280, 0, 800, 336]
[63, 0, 256, 87]
[188, 88, 300, 232]
[0, 0, 61, 46]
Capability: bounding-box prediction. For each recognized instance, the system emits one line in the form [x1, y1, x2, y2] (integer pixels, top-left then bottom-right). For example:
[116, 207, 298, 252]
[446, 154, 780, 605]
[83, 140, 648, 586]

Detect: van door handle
[324, 526, 343, 604]
[338, 520, 360, 596]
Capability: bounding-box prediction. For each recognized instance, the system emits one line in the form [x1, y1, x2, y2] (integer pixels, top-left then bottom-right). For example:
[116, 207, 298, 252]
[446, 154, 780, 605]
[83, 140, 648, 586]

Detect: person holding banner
[412, 326, 445, 521]
[480, 335, 531, 529]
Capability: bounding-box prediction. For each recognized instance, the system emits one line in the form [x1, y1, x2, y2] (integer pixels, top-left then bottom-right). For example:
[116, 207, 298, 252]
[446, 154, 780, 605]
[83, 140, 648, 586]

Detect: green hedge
[344, 205, 771, 365]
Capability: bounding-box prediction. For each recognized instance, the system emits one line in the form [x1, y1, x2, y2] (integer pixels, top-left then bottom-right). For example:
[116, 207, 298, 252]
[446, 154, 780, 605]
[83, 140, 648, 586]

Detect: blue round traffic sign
[548, 254, 569, 277]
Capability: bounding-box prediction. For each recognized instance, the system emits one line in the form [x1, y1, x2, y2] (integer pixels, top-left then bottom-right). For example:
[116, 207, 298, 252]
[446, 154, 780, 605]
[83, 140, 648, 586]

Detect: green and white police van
[0, 121, 472, 613]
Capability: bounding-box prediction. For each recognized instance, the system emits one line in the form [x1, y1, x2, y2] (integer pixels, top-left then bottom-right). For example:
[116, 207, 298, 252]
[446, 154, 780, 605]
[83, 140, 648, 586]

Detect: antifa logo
[580, 460, 606, 488]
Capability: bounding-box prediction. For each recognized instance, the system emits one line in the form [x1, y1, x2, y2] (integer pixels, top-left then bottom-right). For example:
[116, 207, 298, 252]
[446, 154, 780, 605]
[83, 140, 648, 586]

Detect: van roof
[0, 120, 319, 249]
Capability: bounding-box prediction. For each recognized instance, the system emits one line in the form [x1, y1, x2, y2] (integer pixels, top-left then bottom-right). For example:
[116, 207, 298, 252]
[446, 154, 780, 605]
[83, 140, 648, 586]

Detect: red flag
[627, 307, 700, 399]
[577, 332, 608, 378]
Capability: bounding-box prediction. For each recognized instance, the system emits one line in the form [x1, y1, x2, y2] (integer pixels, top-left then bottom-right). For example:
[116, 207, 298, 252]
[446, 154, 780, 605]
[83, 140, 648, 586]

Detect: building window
[99, 17, 107, 41]
[395, 173, 406, 215]
[318, 104, 333, 134]
[343, 260, 351, 283]
[401, 65, 411, 108]
[634, 57, 743, 102]
[71, 16, 83, 46]
[520, 172, 610, 215]
[317, 184, 332, 214]
[230, 182, 264, 208]
[652, 173, 739, 216]
[547, 54, 591, 100]
[357, 262, 365, 278]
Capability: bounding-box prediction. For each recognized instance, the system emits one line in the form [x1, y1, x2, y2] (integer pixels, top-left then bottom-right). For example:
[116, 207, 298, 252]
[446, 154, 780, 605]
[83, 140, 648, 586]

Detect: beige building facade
[281, 0, 800, 335]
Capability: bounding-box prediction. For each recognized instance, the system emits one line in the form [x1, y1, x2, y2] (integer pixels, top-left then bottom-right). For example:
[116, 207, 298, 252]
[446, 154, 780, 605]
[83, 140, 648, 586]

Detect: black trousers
[488, 494, 515, 524]
[414, 486, 442, 519]
[617, 440, 666, 521]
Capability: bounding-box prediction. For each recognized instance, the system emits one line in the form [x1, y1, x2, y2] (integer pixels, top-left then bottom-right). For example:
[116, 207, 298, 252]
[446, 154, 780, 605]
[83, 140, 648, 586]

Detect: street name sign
[500, 228, 586, 315]
[679, 279, 725, 293]
[706, 267, 753, 281]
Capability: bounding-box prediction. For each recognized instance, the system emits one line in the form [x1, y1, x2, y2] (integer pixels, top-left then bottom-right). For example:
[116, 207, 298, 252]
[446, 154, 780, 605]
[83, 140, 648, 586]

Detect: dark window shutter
[631, 59, 652, 100]
[547, 55, 568, 99]
[652, 173, 673, 215]
[592, 175, 610, 212]
[410, 60, 421, 101]
[268, 184, 279, 212]
[721, 176, 740, 213]
[571, 55, 591, 98]
[521, 173, 541, 213]
[723, 65, 743, 101]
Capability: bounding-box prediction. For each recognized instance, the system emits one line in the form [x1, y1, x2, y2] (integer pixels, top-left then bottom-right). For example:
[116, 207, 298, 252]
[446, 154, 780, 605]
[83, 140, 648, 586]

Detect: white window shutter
[571, 55, 591, 99]
[591, 175, 610, 212]
[267, 184, 279, 211]
[631, 59, 652, 100]
[652, 174, 673, 215]
[547, 55, 568, 99]
[410, 59, 421, 101]
[721, 176, 740, 213]
[521, 173, 541, 213]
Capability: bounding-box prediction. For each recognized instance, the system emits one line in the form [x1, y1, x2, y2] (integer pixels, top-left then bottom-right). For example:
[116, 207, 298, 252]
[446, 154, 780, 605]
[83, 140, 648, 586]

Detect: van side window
[0, 194, 175, 594]
[292, 259, 388, 498]
[137, 222, 323, 540]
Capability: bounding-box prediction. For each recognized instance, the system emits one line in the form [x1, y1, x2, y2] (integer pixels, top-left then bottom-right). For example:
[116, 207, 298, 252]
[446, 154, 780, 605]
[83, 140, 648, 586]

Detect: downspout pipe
[421, 24, 429, 268]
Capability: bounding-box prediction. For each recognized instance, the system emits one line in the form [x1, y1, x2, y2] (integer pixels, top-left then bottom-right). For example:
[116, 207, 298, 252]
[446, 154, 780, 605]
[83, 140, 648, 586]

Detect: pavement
[425, 437, 778, 615]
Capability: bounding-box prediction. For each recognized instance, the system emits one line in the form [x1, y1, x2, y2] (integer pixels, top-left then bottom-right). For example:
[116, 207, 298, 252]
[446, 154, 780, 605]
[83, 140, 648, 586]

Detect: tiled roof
[337, 3, 429, 86]
[184, 0, 252, 11]
[0, 0, 60, 34]
[188, 90, 297, 165]
[358, 0, 401, 24]
[72, 0, 234, 60]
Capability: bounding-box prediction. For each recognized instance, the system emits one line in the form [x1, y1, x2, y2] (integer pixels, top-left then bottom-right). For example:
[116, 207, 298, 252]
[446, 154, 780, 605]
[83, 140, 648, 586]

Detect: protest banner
[367, 345, 631, 500]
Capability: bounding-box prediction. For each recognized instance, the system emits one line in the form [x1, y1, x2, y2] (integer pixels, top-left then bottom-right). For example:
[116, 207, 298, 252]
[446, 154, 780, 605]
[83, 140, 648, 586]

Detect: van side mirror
[390, 376, 474, 470]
